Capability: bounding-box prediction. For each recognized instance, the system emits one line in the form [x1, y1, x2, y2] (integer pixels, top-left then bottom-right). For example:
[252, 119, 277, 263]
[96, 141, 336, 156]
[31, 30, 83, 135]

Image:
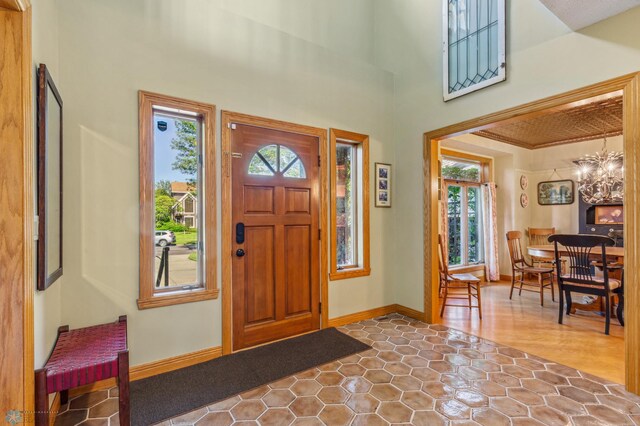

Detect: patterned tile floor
[56, 314, 640, 425]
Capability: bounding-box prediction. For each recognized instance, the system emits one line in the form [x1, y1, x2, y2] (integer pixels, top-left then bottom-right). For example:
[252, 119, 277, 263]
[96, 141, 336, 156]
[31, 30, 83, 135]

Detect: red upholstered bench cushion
[44, 320, 127, 393]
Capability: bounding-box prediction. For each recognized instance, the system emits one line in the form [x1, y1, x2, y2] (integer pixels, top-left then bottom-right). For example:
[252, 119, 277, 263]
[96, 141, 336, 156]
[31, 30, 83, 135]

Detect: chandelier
[576, 128, 623, 204]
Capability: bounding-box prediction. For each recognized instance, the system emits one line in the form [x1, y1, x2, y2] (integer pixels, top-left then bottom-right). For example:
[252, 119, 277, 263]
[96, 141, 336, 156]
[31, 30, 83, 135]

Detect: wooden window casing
[440, 148, 493, 270]
[329, 129, 370, 280]
[138, 91, 217, 309]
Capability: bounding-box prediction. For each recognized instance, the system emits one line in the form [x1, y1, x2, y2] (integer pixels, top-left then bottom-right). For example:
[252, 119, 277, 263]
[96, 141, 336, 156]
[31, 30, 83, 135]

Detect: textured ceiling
[473, 96, 623, 150]
[539, 0, 640, 30]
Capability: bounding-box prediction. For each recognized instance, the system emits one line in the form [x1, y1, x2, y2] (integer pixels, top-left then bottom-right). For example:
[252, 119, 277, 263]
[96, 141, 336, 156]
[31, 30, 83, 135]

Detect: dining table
[526, 244, 624, 315]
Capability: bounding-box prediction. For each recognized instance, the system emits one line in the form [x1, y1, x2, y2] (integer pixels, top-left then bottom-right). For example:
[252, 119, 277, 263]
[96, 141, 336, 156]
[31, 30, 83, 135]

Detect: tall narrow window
[443, 0, 506, 101]
[330, 129, 370, 280]
[138, 91, 217, 309]
[441, 150, 490, 267]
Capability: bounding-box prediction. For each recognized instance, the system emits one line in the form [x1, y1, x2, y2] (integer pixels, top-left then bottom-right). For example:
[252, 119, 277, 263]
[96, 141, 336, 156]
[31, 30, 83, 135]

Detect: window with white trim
[444, 0, 506, 101]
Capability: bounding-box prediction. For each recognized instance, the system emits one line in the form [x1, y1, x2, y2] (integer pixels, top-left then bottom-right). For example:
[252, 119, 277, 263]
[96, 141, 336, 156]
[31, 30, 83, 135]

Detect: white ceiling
[539, 0, 640, 30]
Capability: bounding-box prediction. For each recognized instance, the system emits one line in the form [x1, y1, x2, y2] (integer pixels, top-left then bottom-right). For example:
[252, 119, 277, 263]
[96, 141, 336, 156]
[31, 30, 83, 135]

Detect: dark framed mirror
[37, 63, 63, 291]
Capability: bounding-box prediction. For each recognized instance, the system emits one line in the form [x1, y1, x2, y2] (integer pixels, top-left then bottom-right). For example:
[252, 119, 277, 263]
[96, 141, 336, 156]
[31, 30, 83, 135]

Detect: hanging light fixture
[575, 109, 623, 204]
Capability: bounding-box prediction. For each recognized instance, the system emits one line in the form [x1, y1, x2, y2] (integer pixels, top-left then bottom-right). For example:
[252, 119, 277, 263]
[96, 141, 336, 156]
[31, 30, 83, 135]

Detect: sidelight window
[138, 91, 218, 309]
[330, 129, 370, 280]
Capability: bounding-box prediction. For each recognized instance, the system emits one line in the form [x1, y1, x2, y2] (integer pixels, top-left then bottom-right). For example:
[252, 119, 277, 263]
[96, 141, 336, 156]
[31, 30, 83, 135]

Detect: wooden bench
[35, 316, 130, 426]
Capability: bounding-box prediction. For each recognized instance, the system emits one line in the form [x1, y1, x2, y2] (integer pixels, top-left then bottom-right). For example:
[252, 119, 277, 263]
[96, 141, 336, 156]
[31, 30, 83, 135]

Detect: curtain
[440, 181, 448, 262]
[482, 182, 500, 281]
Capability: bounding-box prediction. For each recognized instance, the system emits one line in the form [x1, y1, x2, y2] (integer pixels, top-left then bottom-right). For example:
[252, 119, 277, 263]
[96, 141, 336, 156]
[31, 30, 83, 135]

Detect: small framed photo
[375, 163, 391, 207]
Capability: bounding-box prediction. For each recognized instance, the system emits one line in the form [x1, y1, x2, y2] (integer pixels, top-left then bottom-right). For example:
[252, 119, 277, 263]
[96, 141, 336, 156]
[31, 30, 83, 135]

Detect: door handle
[236, 249, 246, 257]
[236, 223, 245, 244]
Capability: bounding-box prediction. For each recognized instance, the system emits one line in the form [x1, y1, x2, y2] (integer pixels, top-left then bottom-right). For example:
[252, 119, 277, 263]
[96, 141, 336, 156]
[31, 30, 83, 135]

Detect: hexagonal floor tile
[378, 401, 413, 423]
[263, 389, 296, 407]
[317, 386, 349, 404]
[346, 393, 380, 414]
[230, 400, 267, 420]
[258, 408, 295, 426]
[318, 405, 354, 426]
[316, 371, 344, 386]
[342, 376, 373, 394]
[289, 396, 324, 417]
[290, 379, 322, 396]
[370, 383, 402, 401]
[195, 411, 233, 426]
[401, 390, 435, 411]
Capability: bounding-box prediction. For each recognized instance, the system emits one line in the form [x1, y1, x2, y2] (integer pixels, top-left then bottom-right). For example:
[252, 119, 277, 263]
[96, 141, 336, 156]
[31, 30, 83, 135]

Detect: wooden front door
[231, 124, 321, 350]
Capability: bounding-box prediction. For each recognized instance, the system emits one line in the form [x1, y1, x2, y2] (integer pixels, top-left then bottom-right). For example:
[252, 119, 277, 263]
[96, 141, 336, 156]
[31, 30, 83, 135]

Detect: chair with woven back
[528, 227, 566, 273]
[438, 234, 482, 318]
[506, 231, 555, 306]
[548, 234, 623, 335]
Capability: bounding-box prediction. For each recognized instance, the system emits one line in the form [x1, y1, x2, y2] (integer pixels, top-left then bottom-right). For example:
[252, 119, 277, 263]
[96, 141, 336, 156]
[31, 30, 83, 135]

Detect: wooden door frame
[0, 0, 34, 417]
[221, 111, 328, 355]
[423, 72, 640, 393]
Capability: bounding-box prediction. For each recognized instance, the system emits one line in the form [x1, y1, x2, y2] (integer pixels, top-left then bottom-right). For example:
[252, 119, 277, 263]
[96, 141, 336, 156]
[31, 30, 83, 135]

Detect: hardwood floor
[437, 281, 625, 384]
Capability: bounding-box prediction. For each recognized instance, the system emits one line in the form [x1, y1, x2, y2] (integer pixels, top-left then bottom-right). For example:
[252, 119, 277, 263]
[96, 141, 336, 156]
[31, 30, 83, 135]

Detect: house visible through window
[138, 91, 217, 310]
[330, 129, 370, 280]
[153, 112, 203, 290]
[442, 154, 485, 267]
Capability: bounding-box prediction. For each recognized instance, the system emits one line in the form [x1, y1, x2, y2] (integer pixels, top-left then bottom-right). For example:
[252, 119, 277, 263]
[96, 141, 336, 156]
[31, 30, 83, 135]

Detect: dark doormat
[130, 328, 370, 425]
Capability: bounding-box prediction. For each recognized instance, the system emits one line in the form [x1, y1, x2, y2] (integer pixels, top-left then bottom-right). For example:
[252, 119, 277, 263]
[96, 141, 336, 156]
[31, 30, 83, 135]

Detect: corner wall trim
[327, 304, 425, 328]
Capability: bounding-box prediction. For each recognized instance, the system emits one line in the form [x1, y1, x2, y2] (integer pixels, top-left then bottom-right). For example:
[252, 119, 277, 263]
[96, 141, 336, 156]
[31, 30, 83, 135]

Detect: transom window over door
[441, 150, 490, 268]
[330, 129, 370, 280]
[248, 144, 306, 178]
[138, 91, 217, 309]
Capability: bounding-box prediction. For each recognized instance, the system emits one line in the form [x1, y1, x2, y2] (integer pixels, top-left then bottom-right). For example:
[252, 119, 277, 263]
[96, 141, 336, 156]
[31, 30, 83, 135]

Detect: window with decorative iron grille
[443, 0, 506, 101]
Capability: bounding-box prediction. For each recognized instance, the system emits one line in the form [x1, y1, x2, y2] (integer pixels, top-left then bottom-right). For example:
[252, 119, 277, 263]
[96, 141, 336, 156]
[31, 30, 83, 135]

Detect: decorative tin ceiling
[473, 96, 623, 150]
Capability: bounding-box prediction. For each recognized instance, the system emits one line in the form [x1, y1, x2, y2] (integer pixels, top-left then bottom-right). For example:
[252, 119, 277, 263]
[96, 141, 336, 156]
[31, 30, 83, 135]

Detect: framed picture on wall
[537, 179, 574, 205]
[37, 63, 64, 291]
[375, 163, 391, 207]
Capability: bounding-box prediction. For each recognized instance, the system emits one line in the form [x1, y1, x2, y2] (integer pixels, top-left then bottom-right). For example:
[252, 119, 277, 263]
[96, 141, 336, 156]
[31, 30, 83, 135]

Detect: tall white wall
[374, 0, 640, 311]
[56, 0, 395, 365]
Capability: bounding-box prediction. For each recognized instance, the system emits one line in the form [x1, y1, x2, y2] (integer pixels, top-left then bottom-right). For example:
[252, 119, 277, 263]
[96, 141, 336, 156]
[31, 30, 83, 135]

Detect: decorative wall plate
[520, 174, 528, 190]
[520, 193, 529, 208]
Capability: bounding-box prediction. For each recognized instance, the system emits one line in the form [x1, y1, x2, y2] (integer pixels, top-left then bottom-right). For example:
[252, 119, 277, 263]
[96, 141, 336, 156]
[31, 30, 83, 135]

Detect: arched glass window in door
[248, 144, 306, 178]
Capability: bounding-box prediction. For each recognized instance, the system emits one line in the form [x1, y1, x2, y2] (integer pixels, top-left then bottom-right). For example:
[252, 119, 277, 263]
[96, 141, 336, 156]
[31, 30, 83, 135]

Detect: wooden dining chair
[528, 227, 566, 273]
[548, 234, 622, 335]
[592, 261, 624, 326]
[528, 227, 556, 266]
[506, 231, 555, 306]
[438, 235, 482, 318]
